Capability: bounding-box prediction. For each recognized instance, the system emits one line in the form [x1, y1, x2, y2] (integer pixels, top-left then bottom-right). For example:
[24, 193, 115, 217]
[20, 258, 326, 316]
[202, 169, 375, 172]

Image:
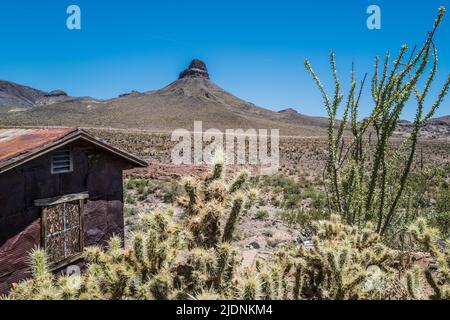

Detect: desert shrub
[283, 193, 302, 209]
[255, 210, 269, 220]
[401, 165, 450, 236]
[260, 175, 326, 211]
[303, 187, 326, 210]
[125, 192, 136, 205]
[279, 209, 310, 228]
[256, 196, 267, 207]
[428, 211, 449, 237]
[124, 207, 139, 216]
[124, 178, 158, 202]
[271, 195, 281, 207]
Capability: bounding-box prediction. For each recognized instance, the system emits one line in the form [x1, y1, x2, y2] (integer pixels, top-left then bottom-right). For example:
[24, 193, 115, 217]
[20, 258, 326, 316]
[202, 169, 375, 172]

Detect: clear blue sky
[0, 0, 449, 119]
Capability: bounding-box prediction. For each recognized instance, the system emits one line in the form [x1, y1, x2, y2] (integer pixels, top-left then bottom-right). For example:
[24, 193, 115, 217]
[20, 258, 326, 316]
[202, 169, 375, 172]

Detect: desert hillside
[0, 60, 330, 136]
[1, 59, 449, 139]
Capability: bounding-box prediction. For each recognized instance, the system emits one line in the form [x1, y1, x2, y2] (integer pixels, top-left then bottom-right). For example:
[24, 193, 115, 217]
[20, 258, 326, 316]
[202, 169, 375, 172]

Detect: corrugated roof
[0, 128, 147, 173]
[0, 128, 77, 165]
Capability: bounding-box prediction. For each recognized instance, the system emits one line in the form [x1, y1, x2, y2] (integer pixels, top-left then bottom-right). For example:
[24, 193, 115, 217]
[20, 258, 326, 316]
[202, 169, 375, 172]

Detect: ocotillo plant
[304, 7, 450, 237]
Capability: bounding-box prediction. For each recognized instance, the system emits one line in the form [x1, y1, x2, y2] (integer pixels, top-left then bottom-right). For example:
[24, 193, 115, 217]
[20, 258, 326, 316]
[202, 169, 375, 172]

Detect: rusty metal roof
[0, 128, 147, 173]
[0, 128, 77, 164]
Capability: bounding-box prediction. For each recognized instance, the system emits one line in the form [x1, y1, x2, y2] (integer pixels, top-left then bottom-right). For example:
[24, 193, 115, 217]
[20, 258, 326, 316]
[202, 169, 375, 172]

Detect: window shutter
[51, 146, 73, 174]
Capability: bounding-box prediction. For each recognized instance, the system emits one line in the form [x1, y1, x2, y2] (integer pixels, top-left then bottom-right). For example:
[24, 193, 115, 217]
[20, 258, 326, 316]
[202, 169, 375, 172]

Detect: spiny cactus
[5, 160, 448, 300]
[5, 211, 448, 300]
[177, 158, 252, 247]
[222, 193, 245, 242]
[408, 218, 449, 299]
[241, 277, 258, 300]
[178, 177, 202, 216]
[259, 271, 273, 300]
[229, 170, 250, 194]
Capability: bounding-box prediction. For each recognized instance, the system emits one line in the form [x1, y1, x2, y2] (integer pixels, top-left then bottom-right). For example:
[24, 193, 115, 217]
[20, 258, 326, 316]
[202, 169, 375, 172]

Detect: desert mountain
[0, 60, 329, 136]
[0, 80, 81, 109]
[395, 116, 450, 140]
[0, 59, 448, 138]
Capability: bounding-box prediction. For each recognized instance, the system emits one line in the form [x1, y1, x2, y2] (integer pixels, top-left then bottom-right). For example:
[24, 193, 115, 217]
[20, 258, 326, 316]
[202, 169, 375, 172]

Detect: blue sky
[0, 0, 449, 119]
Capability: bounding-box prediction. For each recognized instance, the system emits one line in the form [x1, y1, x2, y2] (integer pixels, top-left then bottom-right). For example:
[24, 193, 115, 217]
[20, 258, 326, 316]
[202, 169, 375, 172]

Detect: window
[35, 193, 88, 266]
[51, 146, 73, 174]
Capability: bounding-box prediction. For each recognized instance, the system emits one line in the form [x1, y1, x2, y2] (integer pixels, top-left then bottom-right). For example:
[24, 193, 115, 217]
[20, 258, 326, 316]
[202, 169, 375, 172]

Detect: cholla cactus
[194, 290, 221, 300]
[6, 248, 58, 300]
[229, 170, 250, 194]
[259, 271, 273, 300]
[177, 158, 253, 246]
[4, 210, 447, 300]
[7, 160, 448, 301]
[222, 193, 244, 242]
[177, 178, 202, 216]
[409, 218, 449, 299]
[241, 276, 259, 300]
[292, 215, 394, 299]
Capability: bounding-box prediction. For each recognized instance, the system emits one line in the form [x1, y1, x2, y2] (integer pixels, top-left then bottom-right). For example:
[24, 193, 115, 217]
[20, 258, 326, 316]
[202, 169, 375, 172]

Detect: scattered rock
[428, 263, 439, 271]
[395, 116, 450, 140]
[45, 90, 68, 97]
[118, 90, 141, 98]
[248, 241, 261, 249]
[267, 238, 282, 248]
[241, 249, 259, 269]
[278, 108, 298, 115]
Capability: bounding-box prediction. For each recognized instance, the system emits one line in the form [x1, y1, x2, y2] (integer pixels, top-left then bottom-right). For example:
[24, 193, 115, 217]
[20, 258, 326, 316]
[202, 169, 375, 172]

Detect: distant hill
[0, 59, 447, 138]
[395, 116, 450, 140]
[0, 80, 85, 109]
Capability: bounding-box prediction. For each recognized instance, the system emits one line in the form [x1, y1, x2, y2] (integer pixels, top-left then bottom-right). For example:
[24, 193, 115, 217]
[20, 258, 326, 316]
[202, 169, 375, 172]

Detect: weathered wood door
[35, 193, 88, 267]
[42, 201, 83, 264]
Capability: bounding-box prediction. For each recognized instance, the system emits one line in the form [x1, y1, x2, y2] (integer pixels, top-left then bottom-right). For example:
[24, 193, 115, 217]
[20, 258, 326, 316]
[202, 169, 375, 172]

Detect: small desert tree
[304, 7, 450, 238]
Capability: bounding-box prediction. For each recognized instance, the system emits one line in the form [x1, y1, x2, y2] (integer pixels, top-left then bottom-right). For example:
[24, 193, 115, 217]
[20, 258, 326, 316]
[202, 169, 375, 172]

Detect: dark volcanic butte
[178, 59, 210, 80]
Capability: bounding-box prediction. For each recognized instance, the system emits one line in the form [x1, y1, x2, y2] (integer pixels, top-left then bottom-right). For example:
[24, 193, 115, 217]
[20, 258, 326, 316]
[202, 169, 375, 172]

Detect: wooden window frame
[35, 192, 88, 270]
[51, 146, 74, 174]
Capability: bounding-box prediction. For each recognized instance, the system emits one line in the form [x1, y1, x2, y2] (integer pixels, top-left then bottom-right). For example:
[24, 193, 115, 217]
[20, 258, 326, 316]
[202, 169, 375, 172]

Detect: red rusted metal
[0, 128, 77, 165]
[0, 128, 147, 174]
[0, 219, 41, 293]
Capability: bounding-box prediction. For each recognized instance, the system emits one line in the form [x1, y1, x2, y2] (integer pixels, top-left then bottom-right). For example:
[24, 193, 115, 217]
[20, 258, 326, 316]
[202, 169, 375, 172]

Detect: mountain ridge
[0, 59, 448, 138]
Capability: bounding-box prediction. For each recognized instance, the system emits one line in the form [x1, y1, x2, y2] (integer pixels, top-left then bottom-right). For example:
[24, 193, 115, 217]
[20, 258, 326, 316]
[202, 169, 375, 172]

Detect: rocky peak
[45, 90, 68, 97]
[178, 59, 210, 80]
[278, 108, 299, 115]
